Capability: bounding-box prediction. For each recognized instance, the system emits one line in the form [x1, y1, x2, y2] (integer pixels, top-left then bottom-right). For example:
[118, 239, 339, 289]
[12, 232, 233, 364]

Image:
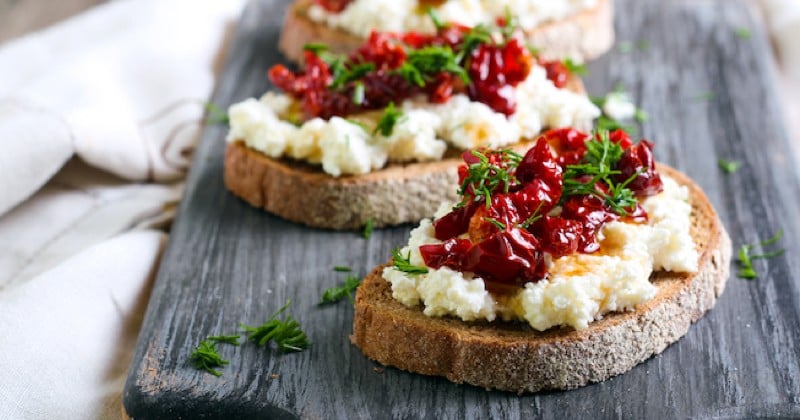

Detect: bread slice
[278, 0, 615, 63]
[224, 75, 587, 230]
[350, 164, 731, 393]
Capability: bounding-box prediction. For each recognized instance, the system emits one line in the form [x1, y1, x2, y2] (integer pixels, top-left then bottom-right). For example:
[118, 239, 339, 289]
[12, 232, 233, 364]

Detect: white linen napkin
[0, 0, 244, 418]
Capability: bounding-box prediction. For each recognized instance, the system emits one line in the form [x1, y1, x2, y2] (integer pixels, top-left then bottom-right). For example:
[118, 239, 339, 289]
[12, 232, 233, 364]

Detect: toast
[279, 0, 615, 63]
[350, 164, 731, 393]
[224, 74, 589, 230]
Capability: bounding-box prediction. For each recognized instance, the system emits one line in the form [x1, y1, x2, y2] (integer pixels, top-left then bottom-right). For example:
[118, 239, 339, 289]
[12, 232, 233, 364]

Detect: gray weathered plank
[123, 0, 800, 418]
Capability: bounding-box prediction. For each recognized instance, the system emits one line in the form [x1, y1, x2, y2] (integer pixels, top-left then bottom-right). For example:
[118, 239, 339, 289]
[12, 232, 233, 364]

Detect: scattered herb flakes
[241, 300, 310, 353]
[391, 248, 429, 275]
[333, 266, 353, 272]
[190, 339, 230, 377]
[563, 58, 587, 76]
[718, 159, 741, 174]
[637, 39, 650, 51]
[204, 102, 229, 125]
[737, 230, 785, 279]
[617, 41, 633, 54]
[735, 28, 752, 40]
[207, 334, 241, 346]
[363, 218, 375, 239]
[320, 275, 362, 305]
[634, 108, 649, 123]
[374, 102, 404, 137]
[691, 91, 716, 102]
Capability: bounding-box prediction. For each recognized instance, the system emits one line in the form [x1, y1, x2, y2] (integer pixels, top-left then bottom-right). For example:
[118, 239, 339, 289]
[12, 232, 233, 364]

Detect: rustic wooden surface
[123, 0, 800, 418]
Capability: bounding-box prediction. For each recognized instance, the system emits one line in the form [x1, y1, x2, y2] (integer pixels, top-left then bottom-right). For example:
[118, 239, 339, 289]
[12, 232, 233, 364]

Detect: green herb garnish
[458, 25, 493, 62]
[333, 266, 352, 272]
[399, 46, 470, 86]
[735, 28, 752, 40]
[204, 102, 229, 125]
[190, 339, 230, 377]
[486, 217, 507, 230]
[458, 149, 522, 208]
[635, 108, 649, 123]
[427, 7, 445, 31]
[618, 41, 633, 54]
[391, 248, 429, 275]
[737, 230, 785, 279]
[207, 334, 241, 345]
[241, 300, 310, 353]
[691, 91, 715, 102]
[718, 159, 741, 174]
[363, 218, 375, 239]
[331, 62, 376, 89]
[562, 130, 639, 216]
[563, 58, 587, 76]
[319, 275, 362, 305]
[374, 102, 404, 137]
[303, 43, 329, 55]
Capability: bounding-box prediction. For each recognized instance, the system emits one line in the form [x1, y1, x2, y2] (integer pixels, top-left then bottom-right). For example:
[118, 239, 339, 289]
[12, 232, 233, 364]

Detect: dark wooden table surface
[124, 0, 800, 418]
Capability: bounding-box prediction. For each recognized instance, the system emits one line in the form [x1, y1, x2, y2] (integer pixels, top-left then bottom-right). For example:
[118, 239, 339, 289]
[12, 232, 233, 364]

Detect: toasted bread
[350, 164, 731, 393]
[224, 75, 587, 229]
[278, 0, 615, 63]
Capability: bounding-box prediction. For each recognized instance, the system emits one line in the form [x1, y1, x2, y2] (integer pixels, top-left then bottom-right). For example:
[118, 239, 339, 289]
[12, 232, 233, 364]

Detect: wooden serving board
[123, 0, 800, 418]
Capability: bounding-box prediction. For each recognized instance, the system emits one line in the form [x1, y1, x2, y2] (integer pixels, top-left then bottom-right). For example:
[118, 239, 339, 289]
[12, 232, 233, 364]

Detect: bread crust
[278, 0, 614, 63]
[350, 164, 731, 393]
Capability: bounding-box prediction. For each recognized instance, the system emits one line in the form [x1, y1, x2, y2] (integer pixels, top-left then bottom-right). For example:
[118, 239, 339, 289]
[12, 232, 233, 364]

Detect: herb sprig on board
[241, 301, 310, 353]
[320, 275, 362, 305]
[737, 230, 785, 279]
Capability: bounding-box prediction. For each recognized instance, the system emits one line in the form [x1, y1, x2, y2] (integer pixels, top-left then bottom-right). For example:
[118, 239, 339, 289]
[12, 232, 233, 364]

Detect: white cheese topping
[227, 65, 599, 177]
[601, 91, 637, 121]
[382, 175, 699, 331]
[308, 0, 598, 39]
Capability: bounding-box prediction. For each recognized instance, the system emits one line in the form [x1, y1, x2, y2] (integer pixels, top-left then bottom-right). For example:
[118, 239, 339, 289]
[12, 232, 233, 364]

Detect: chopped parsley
[735, 28, 752, 40]
[691, 91, 716, 102]
[190, 339, 230, 377]
[458, 149, 523, 208]
[399, 46, 470, 87]
[391, 248, 429, 275]
[204, 102, 229, 125]
[207, 334, 241, 345]
[737, 230, 785, 279]
[303, 43, 329, 55]
[333, 266, 352, 272]
[363, 218, 375, 239]
[562, 130, 639, 215]
[319, 275, 361, 305]
[330, 62, 376, 89]
[374, 102, 404, 137]
[617, 41, 633, 54]
[718, 159, 741, 174]
[241, 300, 310, 353]
[485, 217, 507, 230]
[563, 58, 587, 76]
[427, 7, 445, 31]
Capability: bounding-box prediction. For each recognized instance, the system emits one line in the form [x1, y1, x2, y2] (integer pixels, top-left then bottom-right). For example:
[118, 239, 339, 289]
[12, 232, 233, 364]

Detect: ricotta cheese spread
[227, 65, 599, 177]
[308, 0, 598, 39]
[382, 175, 699, 331]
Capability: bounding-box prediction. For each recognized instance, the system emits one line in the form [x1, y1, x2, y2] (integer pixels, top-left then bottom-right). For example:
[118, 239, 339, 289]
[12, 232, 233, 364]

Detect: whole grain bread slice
[224, 76, 587, 230]
[278, 0, 615, 63]
[350, 164, 731, 393]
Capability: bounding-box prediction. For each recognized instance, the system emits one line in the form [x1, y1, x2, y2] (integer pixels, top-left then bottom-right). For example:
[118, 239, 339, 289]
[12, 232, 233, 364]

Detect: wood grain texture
[123, 0, 800, 418]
